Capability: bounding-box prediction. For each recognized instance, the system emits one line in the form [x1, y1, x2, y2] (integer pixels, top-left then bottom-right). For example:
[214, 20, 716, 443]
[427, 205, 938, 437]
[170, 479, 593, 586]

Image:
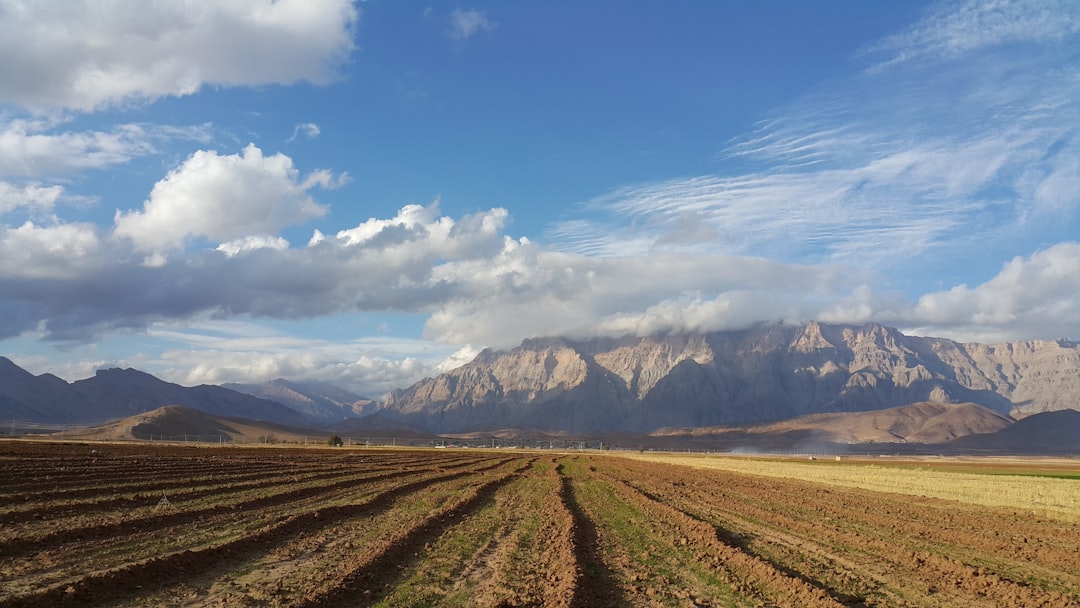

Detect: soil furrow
[555, 463, 622, 608]
[0, 466, 492, 608]
[0, 467, 421, 558]
[0, 465, 415, 524]
[591, 462, 848, 608]
[3, 442, 1076, 607]
[295, 460, 532, 608]
[604, 457, 1080, 607]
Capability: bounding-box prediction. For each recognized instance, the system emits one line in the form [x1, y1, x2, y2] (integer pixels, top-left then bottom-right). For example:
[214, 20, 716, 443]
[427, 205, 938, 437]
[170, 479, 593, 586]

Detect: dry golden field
[628, 452, 1080, 523]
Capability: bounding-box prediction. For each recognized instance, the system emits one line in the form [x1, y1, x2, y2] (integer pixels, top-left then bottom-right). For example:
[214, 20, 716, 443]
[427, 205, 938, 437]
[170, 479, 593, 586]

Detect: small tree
[328, 434, 344, 447]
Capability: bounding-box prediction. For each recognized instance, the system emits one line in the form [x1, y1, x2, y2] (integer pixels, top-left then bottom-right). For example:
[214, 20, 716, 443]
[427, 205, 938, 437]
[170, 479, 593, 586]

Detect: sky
[1, 0, 1079, 398]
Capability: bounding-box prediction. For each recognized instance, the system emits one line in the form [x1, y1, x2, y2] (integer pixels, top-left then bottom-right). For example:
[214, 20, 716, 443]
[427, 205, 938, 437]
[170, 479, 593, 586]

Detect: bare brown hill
[652, 402, 1013, 445]
[59, 405, 318, 443]
[943, 409, 1080, 454]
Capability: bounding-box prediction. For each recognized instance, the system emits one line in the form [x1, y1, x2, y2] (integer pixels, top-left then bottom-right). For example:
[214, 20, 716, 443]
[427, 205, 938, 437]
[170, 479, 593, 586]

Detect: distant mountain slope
[0, 358, 307, 426]
[0, 357, 76, 421]
[60, 405, 317, 442]
[223, 378, 377, 423]
[653, 402, 1013, 444]
[383, 323, 1080, 434]
[943, 409, 1080, 454]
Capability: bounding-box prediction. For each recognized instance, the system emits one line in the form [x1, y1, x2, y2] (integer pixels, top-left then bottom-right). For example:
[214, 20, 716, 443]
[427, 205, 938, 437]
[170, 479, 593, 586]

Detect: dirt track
[0, 441, 1077, 607]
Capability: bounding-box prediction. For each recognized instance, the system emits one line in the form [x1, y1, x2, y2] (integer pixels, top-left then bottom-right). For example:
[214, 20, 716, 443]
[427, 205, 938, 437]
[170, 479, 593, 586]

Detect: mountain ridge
[383, 322, 1080, 434]
[223, 378, 378, 423]
[0, 359, 308, 426]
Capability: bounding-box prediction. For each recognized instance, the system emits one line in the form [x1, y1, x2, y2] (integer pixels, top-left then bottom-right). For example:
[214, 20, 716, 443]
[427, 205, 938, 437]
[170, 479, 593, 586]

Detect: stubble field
[0, 441, 1077, 607]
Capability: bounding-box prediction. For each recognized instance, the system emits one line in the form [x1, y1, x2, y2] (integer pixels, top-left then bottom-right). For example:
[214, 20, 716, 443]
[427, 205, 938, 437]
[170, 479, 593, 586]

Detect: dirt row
[2, 441, 1077, 607]
[596, 457, 1080, 607]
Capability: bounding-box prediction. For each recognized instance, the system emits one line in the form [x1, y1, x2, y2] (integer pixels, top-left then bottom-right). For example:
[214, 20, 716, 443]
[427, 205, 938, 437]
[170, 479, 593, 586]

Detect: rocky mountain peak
[379, 322, 1080, 434]
[595, 334, 714, 399]
[790, 321, 836, 352]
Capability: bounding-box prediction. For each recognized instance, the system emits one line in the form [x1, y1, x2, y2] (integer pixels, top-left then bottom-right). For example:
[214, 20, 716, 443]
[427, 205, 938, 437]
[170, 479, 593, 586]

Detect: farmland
[1, 441, 1078, 607]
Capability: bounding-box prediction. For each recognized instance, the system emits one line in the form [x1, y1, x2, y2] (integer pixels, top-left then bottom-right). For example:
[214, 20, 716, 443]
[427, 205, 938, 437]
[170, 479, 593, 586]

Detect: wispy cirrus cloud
[287, 122, 321, 142]
[865, 0, 1080, 70]
[0, 118, 212, 179]
[551, 0, 1080, 280]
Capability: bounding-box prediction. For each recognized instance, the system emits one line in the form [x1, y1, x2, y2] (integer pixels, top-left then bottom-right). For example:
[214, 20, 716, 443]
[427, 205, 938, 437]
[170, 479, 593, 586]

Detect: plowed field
[1, 441, 1077, 607]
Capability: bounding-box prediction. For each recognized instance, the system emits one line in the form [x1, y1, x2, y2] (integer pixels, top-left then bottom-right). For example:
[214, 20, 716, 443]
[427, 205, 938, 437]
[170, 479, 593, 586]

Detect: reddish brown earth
[0, 441, 1077, 607]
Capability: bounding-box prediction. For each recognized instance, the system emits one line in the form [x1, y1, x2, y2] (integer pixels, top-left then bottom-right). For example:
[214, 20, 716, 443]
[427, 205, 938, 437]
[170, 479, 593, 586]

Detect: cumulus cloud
[216, 235, 290, 257]
[0, 0, 359, 112]
[905, 242, 1080, 341]
[0, 181, 64, 215]
[0, 220, 104, 280]
[2, 197, 1078, 372]
[0, 200, 854, 345]
[421, 244, 866, 348]
[446, 8, 495, 40]
[0, 202, 511, 341]
[113, 144, 333, 253]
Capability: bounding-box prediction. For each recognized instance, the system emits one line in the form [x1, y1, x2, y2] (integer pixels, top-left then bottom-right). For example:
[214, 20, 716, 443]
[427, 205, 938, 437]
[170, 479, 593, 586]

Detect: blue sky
[1, 0, 1078, 397]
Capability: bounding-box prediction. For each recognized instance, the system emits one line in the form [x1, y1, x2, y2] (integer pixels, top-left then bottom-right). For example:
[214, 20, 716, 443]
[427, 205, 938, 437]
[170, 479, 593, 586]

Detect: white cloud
[435, 344, 481, 373]
[0, 220, 103, 280]
[329, 201, 508, 271]
[159, 347, 431, 398]
[0, 0, 360, 112]
[905, 242, 1080, 341]
[0, 181, 63, 215]
[144, 320, 453, 396]
[8, 354, 120, 385]
[0, 117, 154, 177]
[288, 122, 321, 142]
[216, 235, 290, 257]
[868, 0, 1080, 70]
[422, 239, 865, 348]
[0, 202, 514, 341]
[446, 8, 494, 40]
[113, 144, 333, 253]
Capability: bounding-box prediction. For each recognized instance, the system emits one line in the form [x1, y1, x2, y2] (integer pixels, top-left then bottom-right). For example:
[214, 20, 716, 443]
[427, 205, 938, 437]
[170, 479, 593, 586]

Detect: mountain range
[3, 322, 1079, 446]
[383, 322, 1080, 434]
[0, 358, 307, 427]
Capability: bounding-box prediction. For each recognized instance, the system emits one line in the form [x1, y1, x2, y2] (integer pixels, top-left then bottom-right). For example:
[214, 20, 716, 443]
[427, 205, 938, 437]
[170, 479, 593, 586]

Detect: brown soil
[0, 441, 1076, 607]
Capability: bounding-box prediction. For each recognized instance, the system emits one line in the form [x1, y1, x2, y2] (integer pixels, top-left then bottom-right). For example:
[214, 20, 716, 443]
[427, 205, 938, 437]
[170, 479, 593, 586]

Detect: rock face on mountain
[0, 359, 308, 426]
[383, 323, 1080, 433]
